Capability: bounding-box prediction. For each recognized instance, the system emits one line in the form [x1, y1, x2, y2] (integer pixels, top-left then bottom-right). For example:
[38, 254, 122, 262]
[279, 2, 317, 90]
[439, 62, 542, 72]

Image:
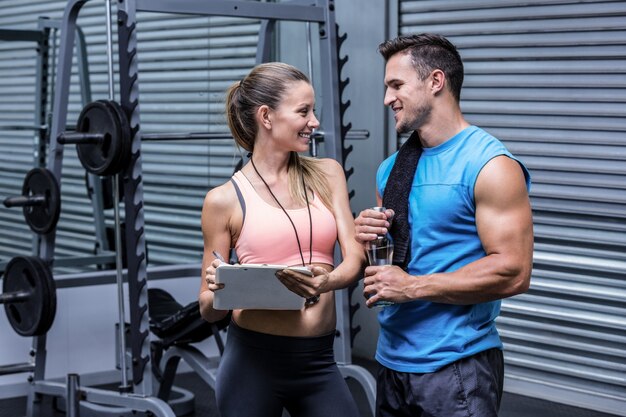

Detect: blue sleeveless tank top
[375, 126, 531, 373]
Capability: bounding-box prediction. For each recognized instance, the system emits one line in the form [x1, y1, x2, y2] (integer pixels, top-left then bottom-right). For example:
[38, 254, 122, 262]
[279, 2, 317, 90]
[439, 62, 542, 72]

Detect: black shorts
[376, 348, 504, 417]
[215, 321, 360, 417]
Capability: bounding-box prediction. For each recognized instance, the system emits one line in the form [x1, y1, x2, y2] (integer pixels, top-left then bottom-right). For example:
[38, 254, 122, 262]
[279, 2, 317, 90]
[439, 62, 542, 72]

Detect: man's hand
[354, 208, 394, 244]
[363, 264, 415, 307]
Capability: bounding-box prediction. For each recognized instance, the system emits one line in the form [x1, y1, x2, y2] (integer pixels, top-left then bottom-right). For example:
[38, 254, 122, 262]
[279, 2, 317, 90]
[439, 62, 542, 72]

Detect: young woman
[199, 62, 365, 417]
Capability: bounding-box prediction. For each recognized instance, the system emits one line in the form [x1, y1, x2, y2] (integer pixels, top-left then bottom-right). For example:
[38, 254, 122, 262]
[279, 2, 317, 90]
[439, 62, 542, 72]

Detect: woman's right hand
[205, 258, 225, 293]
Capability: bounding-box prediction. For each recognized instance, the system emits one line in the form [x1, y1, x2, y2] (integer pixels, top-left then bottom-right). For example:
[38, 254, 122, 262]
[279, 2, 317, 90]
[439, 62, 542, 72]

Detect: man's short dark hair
[378, 33, 464, 102]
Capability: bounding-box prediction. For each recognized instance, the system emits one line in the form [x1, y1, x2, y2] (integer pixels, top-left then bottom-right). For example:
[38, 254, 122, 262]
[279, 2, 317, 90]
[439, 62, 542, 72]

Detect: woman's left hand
[275, 266, 330, 300]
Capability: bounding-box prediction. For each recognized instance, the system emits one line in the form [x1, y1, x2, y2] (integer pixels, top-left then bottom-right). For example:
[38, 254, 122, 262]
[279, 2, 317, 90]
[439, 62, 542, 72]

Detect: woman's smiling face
[269, 80, 320, 152]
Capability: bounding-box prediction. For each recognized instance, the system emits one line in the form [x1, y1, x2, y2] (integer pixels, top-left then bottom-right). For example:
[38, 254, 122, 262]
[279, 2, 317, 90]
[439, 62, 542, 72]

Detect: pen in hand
[212, 250, 226, 263]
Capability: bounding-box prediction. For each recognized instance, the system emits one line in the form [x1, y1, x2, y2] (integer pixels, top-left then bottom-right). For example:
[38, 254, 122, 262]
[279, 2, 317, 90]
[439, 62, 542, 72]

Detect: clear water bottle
[365, 207, 395, 307]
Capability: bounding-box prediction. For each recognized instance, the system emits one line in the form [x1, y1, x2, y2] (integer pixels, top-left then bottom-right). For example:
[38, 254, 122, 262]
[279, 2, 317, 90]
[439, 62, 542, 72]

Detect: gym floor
[0, 357, 616, 417]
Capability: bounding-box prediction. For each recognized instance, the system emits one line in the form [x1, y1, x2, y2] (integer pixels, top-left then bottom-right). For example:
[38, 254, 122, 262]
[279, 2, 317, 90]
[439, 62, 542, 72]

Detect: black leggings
[215, 321, 360, 417]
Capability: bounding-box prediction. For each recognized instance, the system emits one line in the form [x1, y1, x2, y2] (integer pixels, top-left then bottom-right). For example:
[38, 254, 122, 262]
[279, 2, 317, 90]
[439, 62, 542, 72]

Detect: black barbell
[59, 99, 370, 177]
[3, 167, 61, 235]
[1, 256, 57, 337]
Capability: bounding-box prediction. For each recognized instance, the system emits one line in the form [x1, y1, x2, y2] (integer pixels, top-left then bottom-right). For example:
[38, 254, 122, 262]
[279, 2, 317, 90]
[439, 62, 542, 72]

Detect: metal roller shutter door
[398, 1, 626, 414]
[0, 35, 39, 259]
[0, 1, 259, 270]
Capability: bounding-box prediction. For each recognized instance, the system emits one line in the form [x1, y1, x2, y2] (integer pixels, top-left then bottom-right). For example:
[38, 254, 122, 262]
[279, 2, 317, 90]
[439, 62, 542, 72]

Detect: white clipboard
[213, 264, 312, 310]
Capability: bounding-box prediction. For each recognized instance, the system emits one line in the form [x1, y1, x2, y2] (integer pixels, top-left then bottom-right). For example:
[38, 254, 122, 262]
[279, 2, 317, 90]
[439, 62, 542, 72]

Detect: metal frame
[0, 18, 121, 414]
[0, 18, 107, 273]
[36, 0, 375, 415]
[0, 16, 102, 384]
[36, 17, 111, 261]
[384, 0, 399, 157]
[0, 25, 49, 265]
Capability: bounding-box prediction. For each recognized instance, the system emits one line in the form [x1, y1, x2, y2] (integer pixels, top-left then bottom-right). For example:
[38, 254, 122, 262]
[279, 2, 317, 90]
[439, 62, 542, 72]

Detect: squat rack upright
[34, 0, 375, 415]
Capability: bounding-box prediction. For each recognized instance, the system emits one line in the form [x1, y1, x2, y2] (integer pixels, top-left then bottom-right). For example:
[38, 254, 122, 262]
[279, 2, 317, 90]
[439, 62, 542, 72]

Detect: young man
[355, 33, 534, 417]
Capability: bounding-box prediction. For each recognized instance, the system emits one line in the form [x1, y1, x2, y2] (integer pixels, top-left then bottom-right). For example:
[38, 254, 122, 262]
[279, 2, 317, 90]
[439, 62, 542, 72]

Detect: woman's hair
[225, 62, 333, 208]
[378, 33, 464, 102]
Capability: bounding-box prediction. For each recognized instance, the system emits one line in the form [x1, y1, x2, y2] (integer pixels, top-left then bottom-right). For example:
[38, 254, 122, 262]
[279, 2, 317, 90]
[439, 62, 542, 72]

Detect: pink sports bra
[231, 170, 337, 267]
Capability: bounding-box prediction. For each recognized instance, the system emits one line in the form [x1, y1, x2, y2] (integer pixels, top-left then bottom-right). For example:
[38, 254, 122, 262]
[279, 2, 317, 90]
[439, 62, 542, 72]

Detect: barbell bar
[3, 195, 47, 208]
[0, 289, 31, 303]
[141, 129, 369, 142]
[58, 132, 105, 144]
[59, 99, 370, 177]
[62, 129, 369, 143]
[0, 124, 48, 132]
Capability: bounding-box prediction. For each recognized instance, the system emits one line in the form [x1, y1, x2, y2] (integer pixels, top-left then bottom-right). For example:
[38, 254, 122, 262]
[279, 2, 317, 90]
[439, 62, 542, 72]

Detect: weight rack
[0, 17, 112, 273]
[0, 15, 102, 376]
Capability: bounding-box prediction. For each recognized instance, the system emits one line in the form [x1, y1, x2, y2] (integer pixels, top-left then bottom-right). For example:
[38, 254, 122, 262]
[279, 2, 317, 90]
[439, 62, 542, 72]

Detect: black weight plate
[3, 256, 55, 337]
[102, 100, 132, 174]
[76, 101, 123, 176]
[22, 168, 61, 234]
[29, 257, 56, 335]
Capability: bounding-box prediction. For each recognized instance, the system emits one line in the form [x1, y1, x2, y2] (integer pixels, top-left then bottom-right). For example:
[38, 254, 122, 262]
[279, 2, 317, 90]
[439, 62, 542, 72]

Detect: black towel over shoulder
[382, 132, 422, 269]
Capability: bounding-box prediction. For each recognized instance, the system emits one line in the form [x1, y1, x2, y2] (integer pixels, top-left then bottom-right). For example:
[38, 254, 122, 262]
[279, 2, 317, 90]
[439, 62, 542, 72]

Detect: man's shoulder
[459, 126, 510, 162]
[465, 125, 504, 146]
[466, 126, 531, 190]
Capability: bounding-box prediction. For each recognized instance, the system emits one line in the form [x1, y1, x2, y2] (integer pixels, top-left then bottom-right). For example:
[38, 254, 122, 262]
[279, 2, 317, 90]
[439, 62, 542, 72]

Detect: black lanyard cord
[249, 156, 313, 267]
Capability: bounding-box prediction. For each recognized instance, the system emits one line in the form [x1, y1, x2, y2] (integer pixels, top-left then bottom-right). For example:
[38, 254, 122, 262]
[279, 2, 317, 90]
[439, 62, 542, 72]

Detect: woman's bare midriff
[232, 263, 337, 337]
